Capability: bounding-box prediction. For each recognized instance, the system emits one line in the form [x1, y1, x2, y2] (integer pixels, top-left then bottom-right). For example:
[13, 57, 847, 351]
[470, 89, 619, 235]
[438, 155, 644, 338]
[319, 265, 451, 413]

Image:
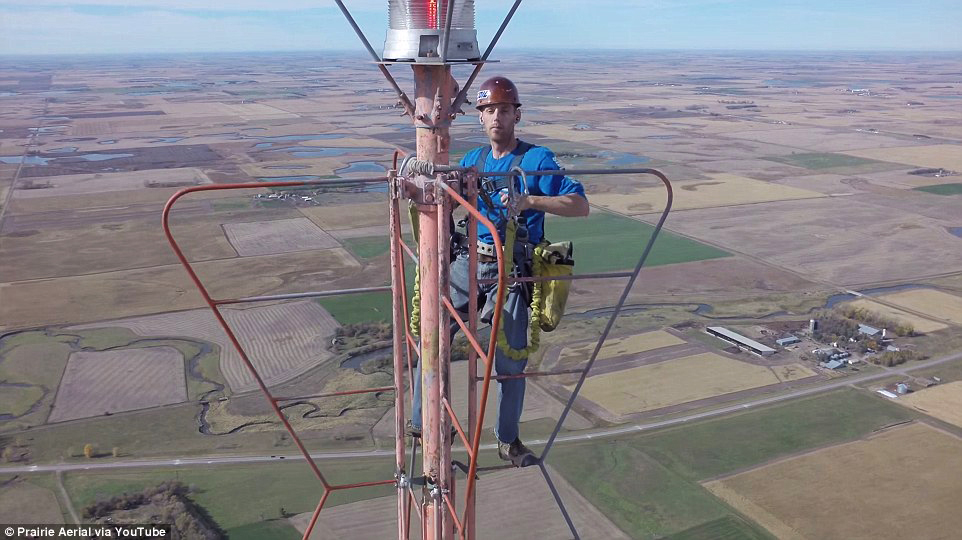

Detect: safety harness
[409, 141, 572, 360]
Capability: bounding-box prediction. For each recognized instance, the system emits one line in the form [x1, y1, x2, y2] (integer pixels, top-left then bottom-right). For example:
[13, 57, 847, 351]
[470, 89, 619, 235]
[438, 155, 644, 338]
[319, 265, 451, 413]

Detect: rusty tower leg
[412, 63, 455, 540]
[390, 191, 409, 538]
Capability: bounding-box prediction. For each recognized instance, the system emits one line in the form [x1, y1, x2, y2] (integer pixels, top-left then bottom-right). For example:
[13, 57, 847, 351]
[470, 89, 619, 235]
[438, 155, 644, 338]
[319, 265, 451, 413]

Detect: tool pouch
[535, 241, 574, 332]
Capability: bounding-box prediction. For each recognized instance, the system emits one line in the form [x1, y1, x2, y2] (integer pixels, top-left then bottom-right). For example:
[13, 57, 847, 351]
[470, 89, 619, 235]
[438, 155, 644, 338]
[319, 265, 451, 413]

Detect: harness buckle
[480, 177, 497, 194]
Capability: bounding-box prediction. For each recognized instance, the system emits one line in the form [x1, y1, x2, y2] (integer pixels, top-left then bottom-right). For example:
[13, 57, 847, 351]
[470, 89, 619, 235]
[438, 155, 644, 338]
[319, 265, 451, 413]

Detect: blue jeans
[411, 247, 530, 444]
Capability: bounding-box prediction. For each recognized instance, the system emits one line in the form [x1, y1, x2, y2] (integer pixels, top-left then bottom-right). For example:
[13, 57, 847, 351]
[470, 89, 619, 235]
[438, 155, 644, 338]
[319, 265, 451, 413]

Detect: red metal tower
[162, 2, 673, 539]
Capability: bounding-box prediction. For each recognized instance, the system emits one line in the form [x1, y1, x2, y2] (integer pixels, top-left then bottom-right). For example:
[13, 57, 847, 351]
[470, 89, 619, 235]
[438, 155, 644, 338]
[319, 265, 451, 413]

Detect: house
[820, 359, 845, 370]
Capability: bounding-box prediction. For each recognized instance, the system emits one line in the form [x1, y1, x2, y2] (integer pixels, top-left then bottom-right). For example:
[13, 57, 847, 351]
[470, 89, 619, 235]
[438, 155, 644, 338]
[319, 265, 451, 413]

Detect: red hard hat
[475, 76, 522, 110]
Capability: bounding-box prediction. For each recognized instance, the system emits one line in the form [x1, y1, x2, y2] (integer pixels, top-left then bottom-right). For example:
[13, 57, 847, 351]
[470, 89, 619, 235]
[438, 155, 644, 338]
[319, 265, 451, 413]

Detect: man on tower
[411, 75, 589, 463]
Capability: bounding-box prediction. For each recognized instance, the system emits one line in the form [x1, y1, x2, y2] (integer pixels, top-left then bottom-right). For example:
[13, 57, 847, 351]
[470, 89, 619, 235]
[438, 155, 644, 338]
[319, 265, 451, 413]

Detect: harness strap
[476, 141, 535, 193]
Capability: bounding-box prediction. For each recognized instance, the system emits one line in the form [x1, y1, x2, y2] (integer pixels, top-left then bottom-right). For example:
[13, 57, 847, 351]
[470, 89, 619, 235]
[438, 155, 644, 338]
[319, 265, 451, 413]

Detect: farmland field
[372, 358, 591, 439]
[898, 381, 962, 428]
[587, 173, 824, 215]
[62, 459, 396, 537]
[637, 389, 917, 480]
[552, 440, 773, 539]
[913, 182, 962, 195]
[0, 248, 361, 331]
[662, 196, 962, 285]
[704, 422, 962, 540]
[0, 478, 64, 524]
[766, 152, 888, 170]
[842, 144, 962, 172]
[295, 465, 630, 540]
[72, 300, 340, 392]
[223, 217, 339, 256]
[872, 288, 962, 326]
[575, 352, 782, 417]
[299, 201, 390, 230]
[558, 330, 686, 365]
[316, 264, 414, 325]
[846, 298, 948, 333]
[544, 210, 730, 274]
[9, 167, 211, 199]
[49, 347, 186, 422]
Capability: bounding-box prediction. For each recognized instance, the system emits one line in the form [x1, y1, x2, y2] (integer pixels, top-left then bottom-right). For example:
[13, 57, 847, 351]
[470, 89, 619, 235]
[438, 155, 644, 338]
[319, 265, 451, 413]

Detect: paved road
[2, 350, 959, 476]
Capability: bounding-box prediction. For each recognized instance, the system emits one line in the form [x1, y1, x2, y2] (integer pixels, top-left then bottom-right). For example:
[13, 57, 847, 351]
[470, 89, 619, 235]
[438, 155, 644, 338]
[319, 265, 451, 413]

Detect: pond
[334, 161, 387, 175]
[267, 146, 387, 158]
[68, 153, 136, 162]
[0, 156, 51, 165]
[600, 151, 651, 166]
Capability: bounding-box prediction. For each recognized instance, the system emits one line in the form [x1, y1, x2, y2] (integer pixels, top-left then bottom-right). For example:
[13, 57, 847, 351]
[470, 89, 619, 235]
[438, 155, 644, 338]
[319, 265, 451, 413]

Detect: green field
[62, 459, 395, 536]
[545, 210, 730, 273]
[317, 263, 415, 325]
[766, 152, 886, 170]
[913, 183, 962, 195]
[552, 442, 762, 539]
[550, 388, 916, 538]
[666, 516, 772, 540]
[0, 385, 45, 417]
[228, 520, 301, 539]
[637, 388, 917, 480]
[324, 210, 729, 323]
[342, 234, 414, 261]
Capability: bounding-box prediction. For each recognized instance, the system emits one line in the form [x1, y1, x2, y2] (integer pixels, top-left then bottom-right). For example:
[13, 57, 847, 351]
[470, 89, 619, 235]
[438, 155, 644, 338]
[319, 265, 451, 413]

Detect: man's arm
[500, 192, 589, 217]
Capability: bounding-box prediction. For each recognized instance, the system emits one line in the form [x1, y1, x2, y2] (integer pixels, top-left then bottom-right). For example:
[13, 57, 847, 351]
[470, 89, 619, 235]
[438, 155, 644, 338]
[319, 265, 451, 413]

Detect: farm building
[706, 326, 775, 356]
[858, 324, 882, 337]
[820, 359, 845, 370]
[776, 336, 800, 346]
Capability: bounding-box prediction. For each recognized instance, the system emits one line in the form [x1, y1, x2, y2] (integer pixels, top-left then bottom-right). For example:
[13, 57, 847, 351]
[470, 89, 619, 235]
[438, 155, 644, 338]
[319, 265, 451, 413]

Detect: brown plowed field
[71, 300, 340, 392]
[9, 168, 210, 199]
[0, 248, 364, 330]
[660, 197, 962, 285]
[293, 465, 630, 539]
[705, 422, 962, 540]
[48, 347, 186, 422]
[897, 381, 962, 428]
[223, 217, 339, 256]
[0, 480, 64, 524]
[565, 257, 819, 312]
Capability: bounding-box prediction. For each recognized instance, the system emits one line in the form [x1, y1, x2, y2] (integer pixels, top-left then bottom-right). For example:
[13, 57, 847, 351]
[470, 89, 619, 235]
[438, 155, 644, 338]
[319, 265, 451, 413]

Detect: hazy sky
[1, 0, 960, 55]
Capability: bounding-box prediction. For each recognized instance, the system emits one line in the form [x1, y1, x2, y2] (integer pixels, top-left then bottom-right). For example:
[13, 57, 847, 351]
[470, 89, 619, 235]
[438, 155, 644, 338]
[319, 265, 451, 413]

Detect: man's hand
[500, 190, 531, 212]
[500, 190, 588, 217]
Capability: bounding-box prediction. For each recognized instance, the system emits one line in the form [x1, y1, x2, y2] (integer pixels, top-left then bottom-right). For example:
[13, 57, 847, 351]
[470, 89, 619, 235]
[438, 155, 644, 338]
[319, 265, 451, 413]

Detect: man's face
[479, 103, 520, 144]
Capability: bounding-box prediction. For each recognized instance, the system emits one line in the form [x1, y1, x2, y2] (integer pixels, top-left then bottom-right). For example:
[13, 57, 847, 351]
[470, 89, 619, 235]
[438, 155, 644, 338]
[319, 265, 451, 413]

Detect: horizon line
[3, 47, 962, 58]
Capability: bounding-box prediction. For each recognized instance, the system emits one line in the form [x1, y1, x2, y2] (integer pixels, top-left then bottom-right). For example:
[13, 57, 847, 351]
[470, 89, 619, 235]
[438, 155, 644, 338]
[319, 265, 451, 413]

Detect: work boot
[497, 437, 534, 464]
[405, 420, 458, 441]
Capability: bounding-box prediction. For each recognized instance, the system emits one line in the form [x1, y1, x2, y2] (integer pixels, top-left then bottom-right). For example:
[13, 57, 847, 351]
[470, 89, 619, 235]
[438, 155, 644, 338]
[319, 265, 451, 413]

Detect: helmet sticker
[477, 90, 490, 100]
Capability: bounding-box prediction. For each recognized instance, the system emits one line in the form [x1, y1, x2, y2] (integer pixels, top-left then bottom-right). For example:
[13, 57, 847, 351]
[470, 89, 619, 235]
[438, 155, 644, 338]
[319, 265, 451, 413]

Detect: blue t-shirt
[459, 142, 586, 245]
